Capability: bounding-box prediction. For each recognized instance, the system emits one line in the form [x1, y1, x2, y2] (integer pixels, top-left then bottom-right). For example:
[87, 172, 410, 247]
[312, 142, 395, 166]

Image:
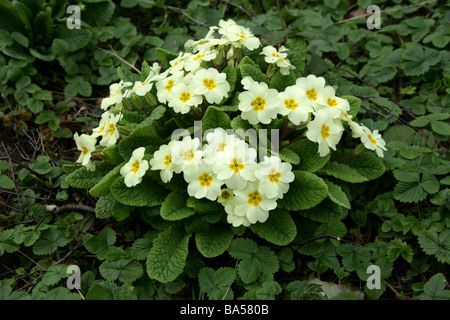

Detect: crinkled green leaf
[323, 179, 351, 209]
[160, 191, 196, 221]
[65, 161, 115, 189]
[89, 162, 124, 197]
[110, 176, 167, 207]
[146, 225, 191, 283]
[195, 225, 234, 258]
[250, 209, 296, 246]
[239, 63, 268, 84]
[278, 170, 328, 211]
[202, 106, 232, 134]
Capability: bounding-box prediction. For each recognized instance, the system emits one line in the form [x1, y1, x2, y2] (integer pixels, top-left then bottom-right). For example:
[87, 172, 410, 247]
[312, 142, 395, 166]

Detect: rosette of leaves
[64, 29, 390, 300]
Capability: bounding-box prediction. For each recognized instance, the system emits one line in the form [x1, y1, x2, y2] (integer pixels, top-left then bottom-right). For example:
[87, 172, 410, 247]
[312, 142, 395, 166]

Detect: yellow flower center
[306, 88, 317, 101]
[198, 172, 213, 187]
[81, 146, 89, 155]
[165, 79, 174, 92]
[107, 123, 115, 136]
[183, 149, 194, 162]
[327, 98, 338, 107]
[203, 78, 217, 90]
[268, 168, 281, 183]
[193, 53, 205, 61]
[251, 96, 266, 111]
[272, 53, 280, 58]
[97, 125, 105, 134]
[216, 142, 227, 152]
[164, 154, 172, 167]
[247, 191, 263, 207]
[236, 33, 247, 39]
[179, 92, 191, 103]
[229, 158, 245, 173]
[321, 124, 330, 140]
[368, 134, 377, 145]
[280, 58, 285, 62]
[113, 89, 119, 97]
[130, 160, 140, 173]
[284, 98, 298, 110]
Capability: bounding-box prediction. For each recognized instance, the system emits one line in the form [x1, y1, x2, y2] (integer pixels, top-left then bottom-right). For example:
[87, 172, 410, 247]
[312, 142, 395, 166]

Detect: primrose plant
[67, 19, 388, 284]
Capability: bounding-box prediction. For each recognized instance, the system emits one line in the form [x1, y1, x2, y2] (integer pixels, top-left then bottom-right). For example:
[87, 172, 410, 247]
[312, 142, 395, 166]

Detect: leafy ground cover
[0, 0, 449, 301]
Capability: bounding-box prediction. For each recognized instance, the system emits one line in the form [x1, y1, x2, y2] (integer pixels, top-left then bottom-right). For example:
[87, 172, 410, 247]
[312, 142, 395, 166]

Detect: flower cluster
[238, 74, 387, 157]
[71, 18, 387, 229]
[149, 128, 294, 227]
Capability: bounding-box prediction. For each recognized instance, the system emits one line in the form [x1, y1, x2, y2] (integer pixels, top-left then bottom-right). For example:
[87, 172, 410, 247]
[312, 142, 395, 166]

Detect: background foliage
[0, 0, 449, 300]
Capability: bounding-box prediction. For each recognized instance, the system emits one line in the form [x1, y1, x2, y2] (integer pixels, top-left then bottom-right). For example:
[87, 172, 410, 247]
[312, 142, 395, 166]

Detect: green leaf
[41, 265, 70, 286]
[250, 209, 297, 246]
[342, 96, 361, 118]
[278, 171, 328, 211]
[387, 239, 414, 263]
[202, 106, 232, 134]
[228, 238, 279, 284]
[95, 193, 130, 221]
[186, 196, 222, 213]
[155, 47, 178, 69]
[338, 152, 385, 181]
[0, 230, 19, 256]
[288, 139, 330, 172]
[30, 155, 52, 175]
[274, 147, 300, 165]
[239, 63, 268, 84]
[320, 152, 385, 183]
[394, 172, 440, 203]
[418, 230, 450, 264]
[300, 198, 343, 223]
[0, 174, 15, 190]
[33, 227, 70, 255]
[222, 65, 237, 95]
[401, 43, 441, 76]
[195, 225, 234, 258]
[336, 244, 371, 272]
[117, 106, 166, 159]
[284, 38, 307, 77]
[65, 161, 115, 189]
[421, 273, 450, 300]
[34, 287, 81, 300]
[130, 232, 157, 261]
[430, 120, 450, 136]
[146, 225, 191, 283]
[99, 259, 144, 283]
[54, 27, 92, 52]
[64, 75, 92, 97]
[110, 176, 168, 207]
[85, 284, 109, 300]
[84, 227, 117, 260]
[269, 70, 296, 91]
[323, 179, 351, 209]
[160, 192, 196, 221]
[198, 267, 236, 300]
[255, 280, 282, 300]
[89, 162, 123, 197]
